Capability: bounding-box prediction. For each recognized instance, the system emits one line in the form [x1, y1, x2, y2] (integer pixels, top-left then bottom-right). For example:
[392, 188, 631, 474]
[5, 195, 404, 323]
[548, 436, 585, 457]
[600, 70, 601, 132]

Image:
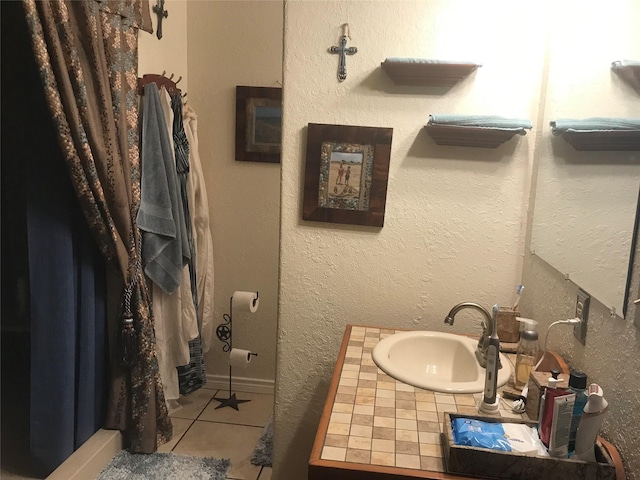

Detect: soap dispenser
[514, 318, 539, 389]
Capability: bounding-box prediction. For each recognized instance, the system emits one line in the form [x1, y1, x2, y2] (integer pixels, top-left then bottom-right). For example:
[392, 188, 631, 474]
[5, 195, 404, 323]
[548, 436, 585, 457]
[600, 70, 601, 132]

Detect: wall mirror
[530, 3, 640, 317]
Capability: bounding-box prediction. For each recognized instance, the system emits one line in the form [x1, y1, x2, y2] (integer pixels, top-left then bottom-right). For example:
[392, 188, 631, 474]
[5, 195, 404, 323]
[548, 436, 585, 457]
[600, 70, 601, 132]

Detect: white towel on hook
[183, 103, 215, 353]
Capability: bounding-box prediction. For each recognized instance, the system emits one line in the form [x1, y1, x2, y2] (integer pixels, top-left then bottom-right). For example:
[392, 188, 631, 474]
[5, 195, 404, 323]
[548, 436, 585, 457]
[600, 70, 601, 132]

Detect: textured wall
[186, 1, 283, 383]
[521, 253, 640, 479]
[275, 1, 547, 477]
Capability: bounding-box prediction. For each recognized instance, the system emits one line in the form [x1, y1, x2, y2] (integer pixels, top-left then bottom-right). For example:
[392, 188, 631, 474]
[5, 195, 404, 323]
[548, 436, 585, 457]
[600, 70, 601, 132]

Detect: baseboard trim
[206, 373, 275, 395]
[47, 429, 122, 480]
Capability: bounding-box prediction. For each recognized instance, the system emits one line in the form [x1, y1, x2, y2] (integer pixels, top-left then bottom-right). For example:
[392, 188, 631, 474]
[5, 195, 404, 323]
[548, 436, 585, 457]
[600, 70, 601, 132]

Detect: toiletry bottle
[549, 391, 575, 458]
[573, 384, 609, 462]
[540, 369, 563, 446]
[538, 369, 560, 434]
[567, 370, 588, 456]
[514, 318, 539, 389]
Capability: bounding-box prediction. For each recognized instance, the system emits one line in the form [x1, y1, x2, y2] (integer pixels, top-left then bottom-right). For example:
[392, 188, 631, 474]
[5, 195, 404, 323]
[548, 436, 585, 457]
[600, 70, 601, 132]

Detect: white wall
[187, 1, 283, 384]
[138, 0, 188, 91]
[275, 1, 547, 477]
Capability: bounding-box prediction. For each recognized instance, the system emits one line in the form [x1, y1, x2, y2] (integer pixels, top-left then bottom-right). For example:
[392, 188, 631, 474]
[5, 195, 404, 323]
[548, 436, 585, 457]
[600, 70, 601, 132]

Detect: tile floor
[162, 386, 274, 480]
[0, 385, 274, 480]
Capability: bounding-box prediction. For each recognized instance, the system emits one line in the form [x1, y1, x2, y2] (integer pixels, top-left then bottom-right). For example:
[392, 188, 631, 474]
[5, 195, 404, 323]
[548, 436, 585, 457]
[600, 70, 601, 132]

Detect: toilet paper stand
[213, 292, 259, 410]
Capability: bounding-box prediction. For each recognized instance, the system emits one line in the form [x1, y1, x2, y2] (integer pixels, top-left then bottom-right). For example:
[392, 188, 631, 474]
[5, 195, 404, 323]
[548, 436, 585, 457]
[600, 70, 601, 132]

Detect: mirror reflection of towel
[551, 118, 640, 133]
[611, 60, 640, 68]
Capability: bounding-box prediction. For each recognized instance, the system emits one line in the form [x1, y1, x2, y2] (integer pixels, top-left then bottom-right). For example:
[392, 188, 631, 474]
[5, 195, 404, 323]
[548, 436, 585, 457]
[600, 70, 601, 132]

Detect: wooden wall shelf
[611, 61, 640, 90]
[556, 130, 640, 151]
[380, 59, 480, 87]
[424, 124, 527, 148]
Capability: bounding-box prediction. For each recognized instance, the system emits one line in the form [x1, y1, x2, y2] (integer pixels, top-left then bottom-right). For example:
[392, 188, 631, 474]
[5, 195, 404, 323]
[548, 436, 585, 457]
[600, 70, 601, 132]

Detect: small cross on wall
[152, 0, 168, 40]
[329, 24, 358, 82]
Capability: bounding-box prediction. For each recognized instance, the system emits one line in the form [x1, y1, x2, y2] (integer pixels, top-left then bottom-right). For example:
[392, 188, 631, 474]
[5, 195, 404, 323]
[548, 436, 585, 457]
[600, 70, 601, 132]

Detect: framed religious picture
[235, 86, 282, 163]
[303, 123, 393, 227]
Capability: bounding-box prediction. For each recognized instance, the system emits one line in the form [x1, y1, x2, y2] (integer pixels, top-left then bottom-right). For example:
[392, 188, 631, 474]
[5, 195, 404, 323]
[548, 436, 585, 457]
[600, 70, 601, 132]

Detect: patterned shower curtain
[22, 0, 171, 455]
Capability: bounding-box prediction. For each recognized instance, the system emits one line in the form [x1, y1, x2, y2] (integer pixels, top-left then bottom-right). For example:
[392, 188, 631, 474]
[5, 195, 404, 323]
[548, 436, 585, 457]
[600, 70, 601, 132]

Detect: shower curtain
[22, 0, 171, 462]
[27, 120, 108, 475]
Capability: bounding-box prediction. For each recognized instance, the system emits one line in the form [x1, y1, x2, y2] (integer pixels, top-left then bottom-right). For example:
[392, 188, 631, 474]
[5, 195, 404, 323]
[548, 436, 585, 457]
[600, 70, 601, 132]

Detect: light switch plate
[573, 289, 590, 345]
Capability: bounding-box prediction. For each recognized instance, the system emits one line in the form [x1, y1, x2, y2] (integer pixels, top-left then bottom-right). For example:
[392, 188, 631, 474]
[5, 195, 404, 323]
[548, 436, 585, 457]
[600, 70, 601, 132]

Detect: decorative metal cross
[152, 0, 168, 40]
[329, 24, 358, 82]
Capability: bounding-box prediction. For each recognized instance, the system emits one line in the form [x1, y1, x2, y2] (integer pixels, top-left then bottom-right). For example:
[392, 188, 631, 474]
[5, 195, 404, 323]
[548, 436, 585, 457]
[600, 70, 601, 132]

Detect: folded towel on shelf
[384, 58, 481, 66]
[611, 60, 640, 69]
[550, 118, 640, 133]
[428, 115, 532, 134]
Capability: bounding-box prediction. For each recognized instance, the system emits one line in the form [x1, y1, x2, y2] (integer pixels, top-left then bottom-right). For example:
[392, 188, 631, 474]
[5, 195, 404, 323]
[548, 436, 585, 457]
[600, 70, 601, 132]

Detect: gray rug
[97, 451, 230, 480]
[251, 415, 273, 467]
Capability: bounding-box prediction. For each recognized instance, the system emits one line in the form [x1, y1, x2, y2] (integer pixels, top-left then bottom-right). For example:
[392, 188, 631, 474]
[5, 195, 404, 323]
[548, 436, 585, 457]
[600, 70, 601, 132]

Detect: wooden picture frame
[303, 123, 393, 227]
[235, 86, 282, 163]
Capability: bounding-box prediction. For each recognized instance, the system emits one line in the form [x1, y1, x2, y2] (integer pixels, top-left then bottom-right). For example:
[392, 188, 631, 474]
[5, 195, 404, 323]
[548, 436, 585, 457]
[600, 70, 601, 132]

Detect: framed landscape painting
[303, 123, 393, 227]
[235, 86, 282, 163]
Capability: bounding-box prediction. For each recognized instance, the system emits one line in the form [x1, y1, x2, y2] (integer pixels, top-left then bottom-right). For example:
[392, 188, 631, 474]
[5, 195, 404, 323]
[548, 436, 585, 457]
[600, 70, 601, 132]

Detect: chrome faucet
[443, 302, 500, 369]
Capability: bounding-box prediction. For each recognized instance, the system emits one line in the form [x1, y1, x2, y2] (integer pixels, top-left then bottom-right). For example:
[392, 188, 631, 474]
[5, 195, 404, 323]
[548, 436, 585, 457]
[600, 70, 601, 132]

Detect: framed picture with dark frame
[303, 123, 393, 227]
[235, 86, 282, 163]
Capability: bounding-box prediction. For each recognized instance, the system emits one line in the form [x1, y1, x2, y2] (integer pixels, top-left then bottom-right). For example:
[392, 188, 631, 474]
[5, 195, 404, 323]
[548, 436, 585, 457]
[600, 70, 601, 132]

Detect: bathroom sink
[372, 331, 511, 393]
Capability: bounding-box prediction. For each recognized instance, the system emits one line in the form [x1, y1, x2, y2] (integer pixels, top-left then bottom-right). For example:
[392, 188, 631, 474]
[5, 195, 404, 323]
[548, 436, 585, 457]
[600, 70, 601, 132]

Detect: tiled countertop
[309, 325, 530, 479]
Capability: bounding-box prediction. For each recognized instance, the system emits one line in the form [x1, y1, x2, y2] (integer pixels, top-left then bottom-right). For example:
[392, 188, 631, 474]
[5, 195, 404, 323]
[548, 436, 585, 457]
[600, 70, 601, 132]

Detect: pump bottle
[514, 318, 539, 389]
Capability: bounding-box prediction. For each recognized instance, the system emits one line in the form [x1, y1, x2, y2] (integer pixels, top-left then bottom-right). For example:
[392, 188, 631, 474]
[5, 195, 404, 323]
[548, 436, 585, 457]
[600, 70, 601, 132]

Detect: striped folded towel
[550, 118, 640, 133]
[428, 115, 532, 134]
[385, 58, 480, 66]
[611, 59, 640, 69]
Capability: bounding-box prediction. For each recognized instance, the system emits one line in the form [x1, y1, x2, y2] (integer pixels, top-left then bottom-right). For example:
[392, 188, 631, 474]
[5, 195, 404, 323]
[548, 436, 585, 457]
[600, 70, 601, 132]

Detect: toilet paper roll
[229, 348, 254, 369]
[232, 291, 259, 313]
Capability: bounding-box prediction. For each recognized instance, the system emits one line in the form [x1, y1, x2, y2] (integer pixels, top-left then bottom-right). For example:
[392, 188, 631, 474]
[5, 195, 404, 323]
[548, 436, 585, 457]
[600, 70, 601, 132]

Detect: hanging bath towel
[141, 85, 198, 412]
[137, 83, 190, 293]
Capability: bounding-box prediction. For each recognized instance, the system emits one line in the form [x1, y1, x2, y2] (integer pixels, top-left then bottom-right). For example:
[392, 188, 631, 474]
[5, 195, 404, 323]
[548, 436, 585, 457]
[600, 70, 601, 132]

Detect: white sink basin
[372, 331, 511, 394]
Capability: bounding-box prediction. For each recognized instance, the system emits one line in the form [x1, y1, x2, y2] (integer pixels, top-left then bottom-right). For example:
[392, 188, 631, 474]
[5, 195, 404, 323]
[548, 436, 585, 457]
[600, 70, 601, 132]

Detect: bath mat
[251, 414, 273, 467]
[97, 450, 230, 480]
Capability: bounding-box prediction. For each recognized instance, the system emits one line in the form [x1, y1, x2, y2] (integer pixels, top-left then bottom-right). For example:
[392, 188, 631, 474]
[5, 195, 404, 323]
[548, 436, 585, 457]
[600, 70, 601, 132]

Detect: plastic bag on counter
[452, 418, 548, 456]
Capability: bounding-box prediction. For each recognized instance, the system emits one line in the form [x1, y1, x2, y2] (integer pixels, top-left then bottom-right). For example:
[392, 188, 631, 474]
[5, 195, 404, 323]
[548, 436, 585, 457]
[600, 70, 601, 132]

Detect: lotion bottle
[573, 384, 608, 462]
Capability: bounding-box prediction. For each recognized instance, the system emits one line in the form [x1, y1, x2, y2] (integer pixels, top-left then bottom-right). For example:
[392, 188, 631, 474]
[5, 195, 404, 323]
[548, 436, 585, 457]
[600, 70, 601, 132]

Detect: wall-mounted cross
[329, 24, 358, 82]
[152, 0, 168, 40]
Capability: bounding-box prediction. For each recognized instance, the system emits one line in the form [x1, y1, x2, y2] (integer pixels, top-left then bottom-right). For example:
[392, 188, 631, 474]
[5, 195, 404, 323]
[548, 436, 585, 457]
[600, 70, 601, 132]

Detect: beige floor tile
[258, 466, 272, 479]
[158, 418, 193, 452]
[172, 388, 217, 420]
[199, 391, 273, 427]
[172, 421, 262, 480]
